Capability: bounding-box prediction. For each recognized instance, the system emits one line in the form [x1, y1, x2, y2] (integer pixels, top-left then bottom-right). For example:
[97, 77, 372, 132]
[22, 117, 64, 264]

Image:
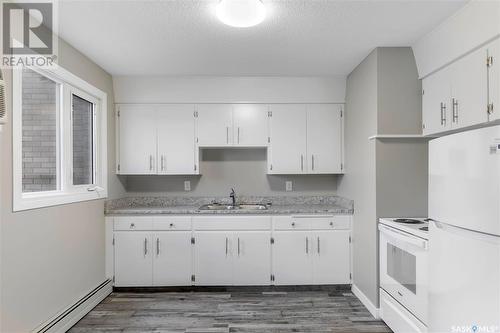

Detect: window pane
[22, 68, 58, 193]
[72, 94, 94, 185]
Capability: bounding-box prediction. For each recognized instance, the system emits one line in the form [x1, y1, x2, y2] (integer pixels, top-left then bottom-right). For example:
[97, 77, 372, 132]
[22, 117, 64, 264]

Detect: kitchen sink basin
[198, 203, 268, 211]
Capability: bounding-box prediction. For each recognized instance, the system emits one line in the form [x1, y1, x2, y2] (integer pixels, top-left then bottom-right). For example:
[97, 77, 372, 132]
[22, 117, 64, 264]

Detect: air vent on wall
[0, 69, 5, 124]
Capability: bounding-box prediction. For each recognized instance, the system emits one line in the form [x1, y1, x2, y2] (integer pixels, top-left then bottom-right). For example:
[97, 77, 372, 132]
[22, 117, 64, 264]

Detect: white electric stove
[378, 217, 429, 333]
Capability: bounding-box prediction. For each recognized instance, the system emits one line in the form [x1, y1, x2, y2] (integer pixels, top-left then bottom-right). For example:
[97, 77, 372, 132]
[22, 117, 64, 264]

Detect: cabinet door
[196, 104, 233, 146]
[268, 104, 307, 174]
[488, 39, 500, 121]
[194, 232, 233, 285]
[114, 232, 153, 286]
[153, 232, 193, 286]
[312, 231, 351, 284]
[233, 232, 271, 285]
[450, 45, 489, 129]
[157, 105, 197, 175]
[272, 231, 313, 285]
[118, 105, 157, 174]
[233, 104, 269, 147]
[306, 104, 343, 174]
[422, 69, 452, 135]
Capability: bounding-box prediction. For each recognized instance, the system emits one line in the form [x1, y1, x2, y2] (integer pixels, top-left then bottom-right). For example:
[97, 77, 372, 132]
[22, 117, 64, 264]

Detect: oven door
[379, 224, 428, 325]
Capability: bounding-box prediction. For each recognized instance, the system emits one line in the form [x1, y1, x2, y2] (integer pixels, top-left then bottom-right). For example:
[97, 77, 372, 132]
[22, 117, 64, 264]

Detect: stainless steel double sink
[198, 203, 268, 211]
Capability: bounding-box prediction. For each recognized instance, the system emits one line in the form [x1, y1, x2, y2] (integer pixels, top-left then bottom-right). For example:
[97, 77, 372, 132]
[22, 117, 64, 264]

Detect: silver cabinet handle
[161, 155, 165, 171]
[156, 238, 160, 256]
[311, 155, 315, 171]
[237, 127, 240, 144]
[301, 155, 304, 171]
[144, 238, 148, 257]
[317, 237, 320, 254]
[226, 127, 229, 144]
[305, 237, 309, 254]
[452, 98, 459, 123]
[440, 103, 447, 126]
[225, 237, 228, 256]
[149, 155, 154, 171]
[237, 237, 240, 256]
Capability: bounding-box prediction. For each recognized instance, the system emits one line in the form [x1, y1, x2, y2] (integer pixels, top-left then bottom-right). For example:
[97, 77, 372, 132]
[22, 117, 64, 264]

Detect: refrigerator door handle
[430, 220, 500, 245]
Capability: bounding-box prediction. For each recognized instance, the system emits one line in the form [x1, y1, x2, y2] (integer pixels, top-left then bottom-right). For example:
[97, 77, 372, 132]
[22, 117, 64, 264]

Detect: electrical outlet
[285, 181, 293, 192]
[184, 181, 191, 191]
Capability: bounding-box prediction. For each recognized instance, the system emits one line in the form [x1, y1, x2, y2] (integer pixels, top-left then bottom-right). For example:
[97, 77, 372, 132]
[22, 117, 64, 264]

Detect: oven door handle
[379, 224, 428, 250]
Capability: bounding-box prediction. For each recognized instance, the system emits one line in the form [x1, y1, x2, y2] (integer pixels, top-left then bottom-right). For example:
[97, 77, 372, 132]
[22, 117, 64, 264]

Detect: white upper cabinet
[422, 39, 496, 136]
[268, 104, 308, 174]
[118, 103, 343, 175]
[118, 105, 157, 174]
[117, 104, 198, 175]
[268, 104, 344, 174]
[449, 44, 489, 129]
[196, 104, 233, 147]
[488, 39, 499, 121]
[232, 104, 269, 146]
[157, 105, 197, 174]
[307, 104, 343, 174]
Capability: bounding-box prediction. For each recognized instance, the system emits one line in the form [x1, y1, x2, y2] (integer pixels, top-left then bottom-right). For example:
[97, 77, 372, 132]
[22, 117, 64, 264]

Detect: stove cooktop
[379, 217, 429, 240]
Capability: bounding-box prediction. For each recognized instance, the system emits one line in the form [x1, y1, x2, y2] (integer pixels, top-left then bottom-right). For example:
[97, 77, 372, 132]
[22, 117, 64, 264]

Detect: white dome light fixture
[216, 0, 266, 28]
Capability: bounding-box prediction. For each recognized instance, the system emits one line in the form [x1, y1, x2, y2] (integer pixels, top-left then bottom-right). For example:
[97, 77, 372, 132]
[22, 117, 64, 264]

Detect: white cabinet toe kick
[105, 215, 352, 287]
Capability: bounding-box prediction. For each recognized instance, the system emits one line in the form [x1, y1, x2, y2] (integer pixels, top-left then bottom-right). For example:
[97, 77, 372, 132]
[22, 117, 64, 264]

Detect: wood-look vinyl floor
[70, 287, 391, 333]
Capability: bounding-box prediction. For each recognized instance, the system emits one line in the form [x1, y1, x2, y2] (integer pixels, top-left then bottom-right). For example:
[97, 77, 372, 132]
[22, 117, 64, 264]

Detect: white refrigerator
[428, 125, 500, 333]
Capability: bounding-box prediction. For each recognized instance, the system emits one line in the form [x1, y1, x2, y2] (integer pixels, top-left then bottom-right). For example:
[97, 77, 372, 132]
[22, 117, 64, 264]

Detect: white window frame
[13, 65, 108, 211]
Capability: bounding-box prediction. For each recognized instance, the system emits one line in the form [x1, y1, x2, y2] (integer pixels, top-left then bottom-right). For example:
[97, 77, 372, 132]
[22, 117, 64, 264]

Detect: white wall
[0, 39, 123, 332]
[113, 76, 346, 104]
[413, 0, 500, 78]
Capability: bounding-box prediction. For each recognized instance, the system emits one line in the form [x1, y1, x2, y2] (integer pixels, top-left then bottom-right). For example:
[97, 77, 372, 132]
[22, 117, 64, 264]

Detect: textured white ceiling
[58, 0, 466, 76]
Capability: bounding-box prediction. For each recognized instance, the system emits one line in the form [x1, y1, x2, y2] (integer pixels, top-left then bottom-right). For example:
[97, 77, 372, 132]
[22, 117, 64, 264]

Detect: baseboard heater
[34, 279, 112, 333]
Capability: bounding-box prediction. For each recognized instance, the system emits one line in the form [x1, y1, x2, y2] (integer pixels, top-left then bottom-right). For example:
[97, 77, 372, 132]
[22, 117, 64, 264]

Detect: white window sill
[14, 189, 108, 212]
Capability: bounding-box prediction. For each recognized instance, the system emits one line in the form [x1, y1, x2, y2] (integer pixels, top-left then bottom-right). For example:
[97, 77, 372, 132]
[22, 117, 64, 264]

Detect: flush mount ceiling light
[216, 0, 266, 28]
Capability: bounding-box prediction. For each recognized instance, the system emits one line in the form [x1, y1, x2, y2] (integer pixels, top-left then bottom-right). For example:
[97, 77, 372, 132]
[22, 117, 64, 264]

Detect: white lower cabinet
[114, 232, 153, 287]
[193, 232, 234, 285]
[232, 232, 271, 285]
[111, 215, 351, 287]
[312, 231, 351, 284]
[153, 231, 193, 286]
[272, 231, 314, 285]
[272, 216, 352, 285]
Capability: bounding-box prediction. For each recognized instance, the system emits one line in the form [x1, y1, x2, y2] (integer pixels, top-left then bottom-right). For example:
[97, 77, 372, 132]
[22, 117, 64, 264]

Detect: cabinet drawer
[153, 216, 192, 231]
[309, 216, 351, 230]
[274, 216, 310, 230]
[114, 217, 153, 231]
[274, 216, 351, 230]
[193, 216, 271, 230]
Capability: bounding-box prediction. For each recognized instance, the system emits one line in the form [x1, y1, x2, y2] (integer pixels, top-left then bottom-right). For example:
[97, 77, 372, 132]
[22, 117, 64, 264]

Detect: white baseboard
[34, 279, 112, 333]
[352, 284, 379, 319]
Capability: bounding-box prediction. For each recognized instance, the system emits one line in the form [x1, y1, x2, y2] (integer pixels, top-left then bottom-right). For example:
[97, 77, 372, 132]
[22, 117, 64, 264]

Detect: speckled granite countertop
[105, 196, 354, 216]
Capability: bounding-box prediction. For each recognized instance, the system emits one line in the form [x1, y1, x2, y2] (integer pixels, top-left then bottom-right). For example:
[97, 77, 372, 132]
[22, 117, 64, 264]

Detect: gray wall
[337, 47, 427, 308]
[125, 149, 338, 196]
[337, 49, 379, 305]
[0, 38, 124, 332]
